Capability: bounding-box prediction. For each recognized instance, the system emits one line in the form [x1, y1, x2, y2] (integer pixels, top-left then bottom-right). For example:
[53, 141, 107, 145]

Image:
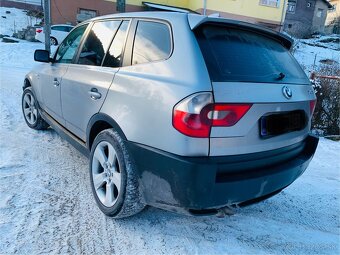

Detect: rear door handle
[53, 78, 60, 87]
[88, 88, 102, 100]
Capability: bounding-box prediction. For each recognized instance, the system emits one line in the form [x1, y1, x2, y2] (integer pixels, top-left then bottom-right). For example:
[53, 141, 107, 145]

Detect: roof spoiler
[188, 14, 293, 50]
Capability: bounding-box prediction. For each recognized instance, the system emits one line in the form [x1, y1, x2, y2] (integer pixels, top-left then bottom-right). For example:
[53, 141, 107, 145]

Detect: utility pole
[44, 0, 51, 52]
[203, 0, 207, 15]
[117, 0, 126, 13]
[280, 0, 288, 32]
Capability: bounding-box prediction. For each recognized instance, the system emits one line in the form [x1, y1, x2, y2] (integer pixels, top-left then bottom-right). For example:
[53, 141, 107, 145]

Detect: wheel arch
[23, 77, 32, 90]
[50, 36, 58, 45]
[87, 113, 127, 151]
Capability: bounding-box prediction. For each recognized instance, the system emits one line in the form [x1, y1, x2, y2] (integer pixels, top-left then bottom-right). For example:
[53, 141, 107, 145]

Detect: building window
[316, 8, 324, 18]
[287, 1, 297, 13]
[77, 8, 97, 23]
[259, 0, 280, 8]
[79, 8, 97, 18]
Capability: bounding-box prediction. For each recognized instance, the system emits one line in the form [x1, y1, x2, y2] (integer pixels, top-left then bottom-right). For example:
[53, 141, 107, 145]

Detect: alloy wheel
[23, 93, 38, 125]
[92, 141, 122, 207]
[50, 37, 57, 45]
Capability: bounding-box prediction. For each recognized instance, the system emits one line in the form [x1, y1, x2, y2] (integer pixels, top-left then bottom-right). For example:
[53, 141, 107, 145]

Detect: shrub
[311, 63, 340, 136]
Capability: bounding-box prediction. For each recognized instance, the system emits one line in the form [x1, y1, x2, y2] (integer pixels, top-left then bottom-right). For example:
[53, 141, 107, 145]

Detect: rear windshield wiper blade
[276, 72, 286, 81]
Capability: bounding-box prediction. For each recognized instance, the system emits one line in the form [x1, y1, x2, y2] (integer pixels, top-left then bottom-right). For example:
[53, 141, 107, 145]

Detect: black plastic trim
[127, 134, 319, 211]
[86, 113, 127, 150]
[40, 110, 89, 157]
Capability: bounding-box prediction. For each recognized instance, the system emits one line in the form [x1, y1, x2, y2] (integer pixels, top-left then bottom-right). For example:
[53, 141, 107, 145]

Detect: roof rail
[142, 2, 199, 14]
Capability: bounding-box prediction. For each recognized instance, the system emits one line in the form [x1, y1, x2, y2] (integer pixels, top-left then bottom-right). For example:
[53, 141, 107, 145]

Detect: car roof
[90, 11, 186, 22]
[52, 24, 74, 27]
[87, 11, 293, 49]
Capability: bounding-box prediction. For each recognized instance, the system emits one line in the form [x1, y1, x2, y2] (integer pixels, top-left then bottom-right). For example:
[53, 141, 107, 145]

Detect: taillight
[310, 99, 316, 116]
[36, 29, 43, 33]
[173, 93, 213, 138]
[173, 92, 252, 138]
[208, 104, 253, 127]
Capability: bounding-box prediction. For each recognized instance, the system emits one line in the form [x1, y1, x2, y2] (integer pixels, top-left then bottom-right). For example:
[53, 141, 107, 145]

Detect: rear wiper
[276, 72, 286, 81]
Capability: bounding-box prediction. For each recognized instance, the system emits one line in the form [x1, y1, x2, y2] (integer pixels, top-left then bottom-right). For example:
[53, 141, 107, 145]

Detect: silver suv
[22, 12, 319, 218]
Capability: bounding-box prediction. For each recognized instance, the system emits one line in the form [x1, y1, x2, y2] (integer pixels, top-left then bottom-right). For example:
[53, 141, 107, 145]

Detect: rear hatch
[191, 16, 316, 156]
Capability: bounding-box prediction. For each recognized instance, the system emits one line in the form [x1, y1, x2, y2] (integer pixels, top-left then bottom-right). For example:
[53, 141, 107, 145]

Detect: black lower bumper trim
[127, 135, 319, 213]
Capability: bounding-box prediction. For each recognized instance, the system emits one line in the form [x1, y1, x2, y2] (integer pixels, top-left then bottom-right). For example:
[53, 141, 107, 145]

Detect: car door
[51, 26, 62, 44]
[39, 24, 88, 124]
[61, 20, 130, 141]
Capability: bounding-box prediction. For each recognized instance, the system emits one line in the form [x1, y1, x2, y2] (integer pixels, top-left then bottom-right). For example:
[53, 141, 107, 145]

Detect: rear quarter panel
[100, 15, 212, 156]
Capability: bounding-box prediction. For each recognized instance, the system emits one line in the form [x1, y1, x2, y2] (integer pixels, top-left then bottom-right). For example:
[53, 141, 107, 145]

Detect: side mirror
[34, 50, 51, 63]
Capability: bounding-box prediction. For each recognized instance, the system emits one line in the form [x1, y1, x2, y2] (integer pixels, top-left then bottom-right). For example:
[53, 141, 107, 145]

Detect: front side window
[132, 21, 171, 65]
[195, 24, 309, 84]
[55, 24, 88, 64]
[102, 21, 129, 68]
[78, 20, 121, 66]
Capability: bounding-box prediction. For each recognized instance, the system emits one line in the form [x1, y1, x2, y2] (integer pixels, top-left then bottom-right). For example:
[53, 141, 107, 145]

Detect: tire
[50, 37, 58, 46]
[22, 87, 49, 130]
[89, 129, 145, 218]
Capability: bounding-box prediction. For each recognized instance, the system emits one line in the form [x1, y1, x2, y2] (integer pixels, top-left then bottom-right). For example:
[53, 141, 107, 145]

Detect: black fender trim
[23, 78, 31, 90]
[40, 109, 89, 157]
[86, 113, 127, 150]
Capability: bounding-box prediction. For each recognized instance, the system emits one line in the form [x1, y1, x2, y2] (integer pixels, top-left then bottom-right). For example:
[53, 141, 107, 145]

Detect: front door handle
[53, 78, 60, 87]
[88, 88, 102, 100]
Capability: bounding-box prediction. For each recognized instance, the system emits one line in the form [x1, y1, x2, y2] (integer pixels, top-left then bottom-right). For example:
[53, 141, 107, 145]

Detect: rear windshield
[195, 24, 309, 84]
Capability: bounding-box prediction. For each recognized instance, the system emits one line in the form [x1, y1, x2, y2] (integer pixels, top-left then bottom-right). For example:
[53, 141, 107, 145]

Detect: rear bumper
[127, 134, 319, 215]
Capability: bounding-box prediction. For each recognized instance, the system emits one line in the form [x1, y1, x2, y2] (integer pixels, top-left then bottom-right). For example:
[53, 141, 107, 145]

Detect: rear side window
[132, 21, 171, 65]
[195, 24, 309, 84]
[78, 20, 121, 66]
[52, 26, 72, 32]
[103, 21, 129, 68]
[51, 26, 62, 31]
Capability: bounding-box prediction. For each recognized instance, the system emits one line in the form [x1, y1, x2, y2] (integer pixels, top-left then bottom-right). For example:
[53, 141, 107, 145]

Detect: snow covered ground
[0, 9, 340, 255]
[293, 35, 340, 76]
[6, 0, 41, 5]
[0, 7, 41, 36]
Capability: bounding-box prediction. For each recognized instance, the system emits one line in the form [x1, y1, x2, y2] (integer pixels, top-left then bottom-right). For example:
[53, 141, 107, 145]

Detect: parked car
[23, 12, 319, 218]
[35, 24, 74, 45]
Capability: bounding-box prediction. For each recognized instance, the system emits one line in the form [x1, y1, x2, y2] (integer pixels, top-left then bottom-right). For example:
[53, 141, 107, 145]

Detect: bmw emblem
[282, 86, 293, 99]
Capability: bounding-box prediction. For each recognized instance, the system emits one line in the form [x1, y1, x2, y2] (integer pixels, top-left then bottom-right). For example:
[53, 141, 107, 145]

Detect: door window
[132, 21, 171, 65]
[77, 20, 121, 66]
[102, 21, 129, 68]
[55, 24, 88, 64]
[52, 26, 72, 32]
